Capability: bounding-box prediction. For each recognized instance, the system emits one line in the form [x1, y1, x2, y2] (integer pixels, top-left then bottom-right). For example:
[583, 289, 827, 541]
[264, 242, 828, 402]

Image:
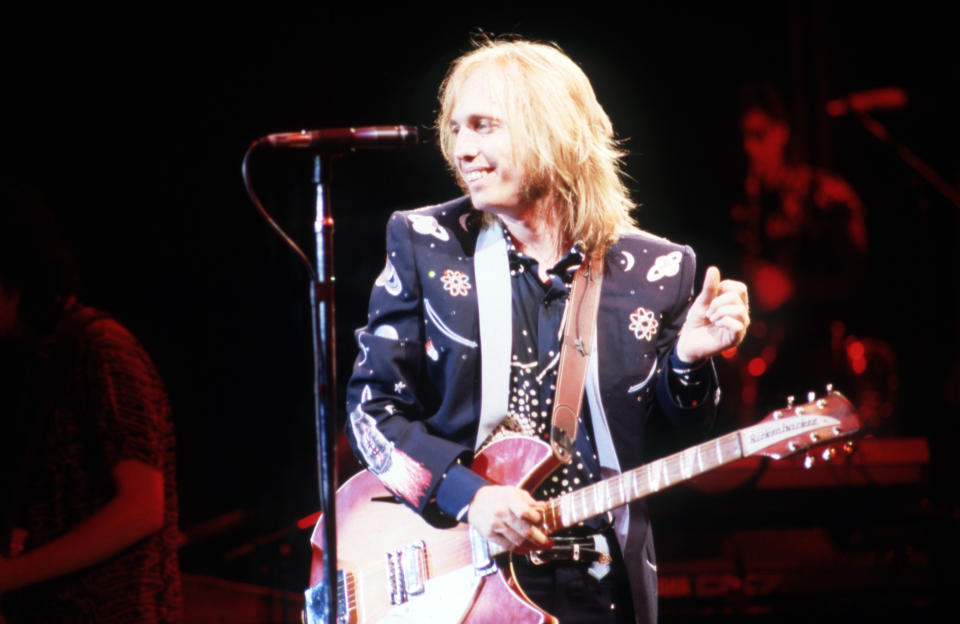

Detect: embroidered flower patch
[440, 269, 471, 297]
[628, 306, 659, 341]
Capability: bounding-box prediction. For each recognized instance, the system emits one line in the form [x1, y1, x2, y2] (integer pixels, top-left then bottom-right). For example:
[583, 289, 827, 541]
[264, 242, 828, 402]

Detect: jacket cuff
[435, 464, 490, 521]
[666, 346, 712, 407]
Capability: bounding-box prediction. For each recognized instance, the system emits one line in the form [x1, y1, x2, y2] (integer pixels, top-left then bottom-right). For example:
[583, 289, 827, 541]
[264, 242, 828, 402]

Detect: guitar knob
[821, 447, 836, 461]
[803, 454, 815, 470]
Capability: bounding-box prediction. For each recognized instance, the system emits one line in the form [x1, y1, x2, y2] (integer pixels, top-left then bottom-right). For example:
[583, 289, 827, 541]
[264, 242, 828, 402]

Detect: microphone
[260, 125, 419, 151]
[826, 88, 907, 117]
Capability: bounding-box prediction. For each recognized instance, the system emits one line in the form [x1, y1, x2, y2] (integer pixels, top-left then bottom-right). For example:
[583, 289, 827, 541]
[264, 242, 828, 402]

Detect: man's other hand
[467, 485, 553, 553]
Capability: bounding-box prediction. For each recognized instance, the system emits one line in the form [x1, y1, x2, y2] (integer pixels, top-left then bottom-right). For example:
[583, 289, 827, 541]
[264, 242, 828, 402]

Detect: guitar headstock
[742, 387, 861, 462]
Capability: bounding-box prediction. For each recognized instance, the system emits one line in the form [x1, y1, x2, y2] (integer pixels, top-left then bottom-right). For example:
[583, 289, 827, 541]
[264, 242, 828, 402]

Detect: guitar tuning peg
[821, 447, 836, 462]
[842, 440, 856, 455]
[825, 383, 834, 393]
[802, 454, 815, 470]
[807, 391, 816, 402]
[786, 395, 795, 408]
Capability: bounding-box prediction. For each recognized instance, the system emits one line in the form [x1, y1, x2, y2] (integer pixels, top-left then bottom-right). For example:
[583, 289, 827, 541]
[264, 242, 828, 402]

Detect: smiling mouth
[463, 169, 491, 183]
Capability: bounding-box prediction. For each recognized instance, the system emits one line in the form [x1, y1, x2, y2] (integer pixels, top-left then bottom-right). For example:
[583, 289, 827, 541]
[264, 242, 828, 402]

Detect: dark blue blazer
[346, 196, 717, 623]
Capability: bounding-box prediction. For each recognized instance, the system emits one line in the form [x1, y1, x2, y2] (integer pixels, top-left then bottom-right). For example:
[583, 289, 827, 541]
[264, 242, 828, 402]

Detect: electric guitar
[305, 390, 860, 624]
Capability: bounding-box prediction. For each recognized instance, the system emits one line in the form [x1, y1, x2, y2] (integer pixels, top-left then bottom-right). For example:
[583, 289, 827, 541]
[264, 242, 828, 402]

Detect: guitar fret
[646, 461, 658, 493]
[679, 448, 693, 479]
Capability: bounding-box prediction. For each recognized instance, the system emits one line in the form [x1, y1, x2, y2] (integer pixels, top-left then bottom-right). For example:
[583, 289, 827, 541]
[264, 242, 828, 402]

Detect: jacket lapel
[472, 220, 511, 449]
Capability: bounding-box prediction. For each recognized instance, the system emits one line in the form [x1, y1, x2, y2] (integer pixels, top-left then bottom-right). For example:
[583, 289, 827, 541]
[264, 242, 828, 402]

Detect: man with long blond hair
[346, 38, 749, 623]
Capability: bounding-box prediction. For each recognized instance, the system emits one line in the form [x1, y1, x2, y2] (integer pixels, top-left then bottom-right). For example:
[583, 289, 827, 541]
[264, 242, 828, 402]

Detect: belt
[525, 533, 613, 580]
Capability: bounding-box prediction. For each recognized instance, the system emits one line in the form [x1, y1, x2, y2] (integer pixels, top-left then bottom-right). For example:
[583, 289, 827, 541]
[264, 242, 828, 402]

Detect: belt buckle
[588, 533, 612, 581]
[526, 533, 614, 580]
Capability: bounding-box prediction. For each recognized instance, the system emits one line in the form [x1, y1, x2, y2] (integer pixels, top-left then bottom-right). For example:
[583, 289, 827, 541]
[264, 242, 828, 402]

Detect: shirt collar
[500, 223, 584, 282]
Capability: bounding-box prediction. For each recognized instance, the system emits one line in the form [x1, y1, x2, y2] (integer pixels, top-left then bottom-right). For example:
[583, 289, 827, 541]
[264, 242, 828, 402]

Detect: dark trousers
[510, 531, 636, 624]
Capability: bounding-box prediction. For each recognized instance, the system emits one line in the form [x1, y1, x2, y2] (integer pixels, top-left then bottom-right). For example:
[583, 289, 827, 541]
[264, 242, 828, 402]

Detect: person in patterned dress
[345, 39, 749, 623]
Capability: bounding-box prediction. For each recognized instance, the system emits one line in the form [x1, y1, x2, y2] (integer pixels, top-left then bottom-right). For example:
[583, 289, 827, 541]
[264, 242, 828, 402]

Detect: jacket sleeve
[653, 245, 719, 432]
[345, 211, 480, 520]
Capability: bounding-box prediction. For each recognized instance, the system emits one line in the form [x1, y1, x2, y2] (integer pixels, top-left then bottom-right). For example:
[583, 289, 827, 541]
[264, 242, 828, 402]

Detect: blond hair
[437, 38, 636, 254]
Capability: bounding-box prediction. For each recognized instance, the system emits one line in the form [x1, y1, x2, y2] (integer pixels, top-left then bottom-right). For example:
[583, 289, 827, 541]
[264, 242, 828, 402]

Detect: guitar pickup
[402, 540, 427, 596]
[386, 540, 428, 605]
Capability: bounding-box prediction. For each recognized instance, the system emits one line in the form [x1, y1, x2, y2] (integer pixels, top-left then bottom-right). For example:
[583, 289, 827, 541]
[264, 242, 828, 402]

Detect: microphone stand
[242, 125, 418, 624]
[854, 111, 960, 210]
[311, 154, 339, 624]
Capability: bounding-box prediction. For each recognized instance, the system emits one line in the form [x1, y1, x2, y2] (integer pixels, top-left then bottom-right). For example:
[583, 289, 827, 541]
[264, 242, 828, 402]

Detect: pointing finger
[696, 266, 721, 307]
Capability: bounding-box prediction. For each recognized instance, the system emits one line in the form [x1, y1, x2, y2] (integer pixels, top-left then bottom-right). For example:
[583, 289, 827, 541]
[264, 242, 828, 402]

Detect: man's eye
[450, 123, 460, 135]
[475, 119, 493, 132]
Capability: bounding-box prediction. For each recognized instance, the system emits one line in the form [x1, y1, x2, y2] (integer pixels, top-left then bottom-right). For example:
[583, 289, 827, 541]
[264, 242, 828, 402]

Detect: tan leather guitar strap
[550, 254, 604, 464]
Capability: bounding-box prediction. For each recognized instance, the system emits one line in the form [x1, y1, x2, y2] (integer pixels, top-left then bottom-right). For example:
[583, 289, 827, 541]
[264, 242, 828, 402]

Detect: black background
[3, 2, 957, 602]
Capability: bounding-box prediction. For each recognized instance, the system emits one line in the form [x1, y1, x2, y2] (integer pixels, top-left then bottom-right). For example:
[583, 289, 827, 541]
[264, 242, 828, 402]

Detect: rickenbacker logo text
[741, 415, 838, 455]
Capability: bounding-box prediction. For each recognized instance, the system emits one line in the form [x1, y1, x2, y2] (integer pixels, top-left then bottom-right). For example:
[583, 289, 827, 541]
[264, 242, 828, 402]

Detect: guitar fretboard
[544, 430, 744, 531]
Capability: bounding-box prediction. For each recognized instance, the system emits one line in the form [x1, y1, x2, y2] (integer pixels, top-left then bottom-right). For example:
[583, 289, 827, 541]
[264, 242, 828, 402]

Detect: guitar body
[309, 436, 559, 624]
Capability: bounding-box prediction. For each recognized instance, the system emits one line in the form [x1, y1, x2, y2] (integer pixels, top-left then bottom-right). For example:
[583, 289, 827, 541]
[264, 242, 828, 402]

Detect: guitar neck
[543, 430, 745, 532]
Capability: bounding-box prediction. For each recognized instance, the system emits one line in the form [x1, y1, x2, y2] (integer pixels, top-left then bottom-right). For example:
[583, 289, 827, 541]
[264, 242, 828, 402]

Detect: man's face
[741, 108, 788, 168]
[449, 70, 533, 219]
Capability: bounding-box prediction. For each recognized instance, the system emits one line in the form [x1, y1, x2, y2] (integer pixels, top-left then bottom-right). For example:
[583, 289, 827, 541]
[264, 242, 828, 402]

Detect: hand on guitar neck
[467, 485, 553, 553]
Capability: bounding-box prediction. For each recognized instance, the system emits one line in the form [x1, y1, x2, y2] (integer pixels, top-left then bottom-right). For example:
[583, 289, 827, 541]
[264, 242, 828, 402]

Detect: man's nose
[453, 129, 478, 161]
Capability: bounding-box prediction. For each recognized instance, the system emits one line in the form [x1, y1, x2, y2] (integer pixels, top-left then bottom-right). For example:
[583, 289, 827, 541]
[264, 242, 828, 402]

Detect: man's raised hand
[676, 266, 750, 363]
